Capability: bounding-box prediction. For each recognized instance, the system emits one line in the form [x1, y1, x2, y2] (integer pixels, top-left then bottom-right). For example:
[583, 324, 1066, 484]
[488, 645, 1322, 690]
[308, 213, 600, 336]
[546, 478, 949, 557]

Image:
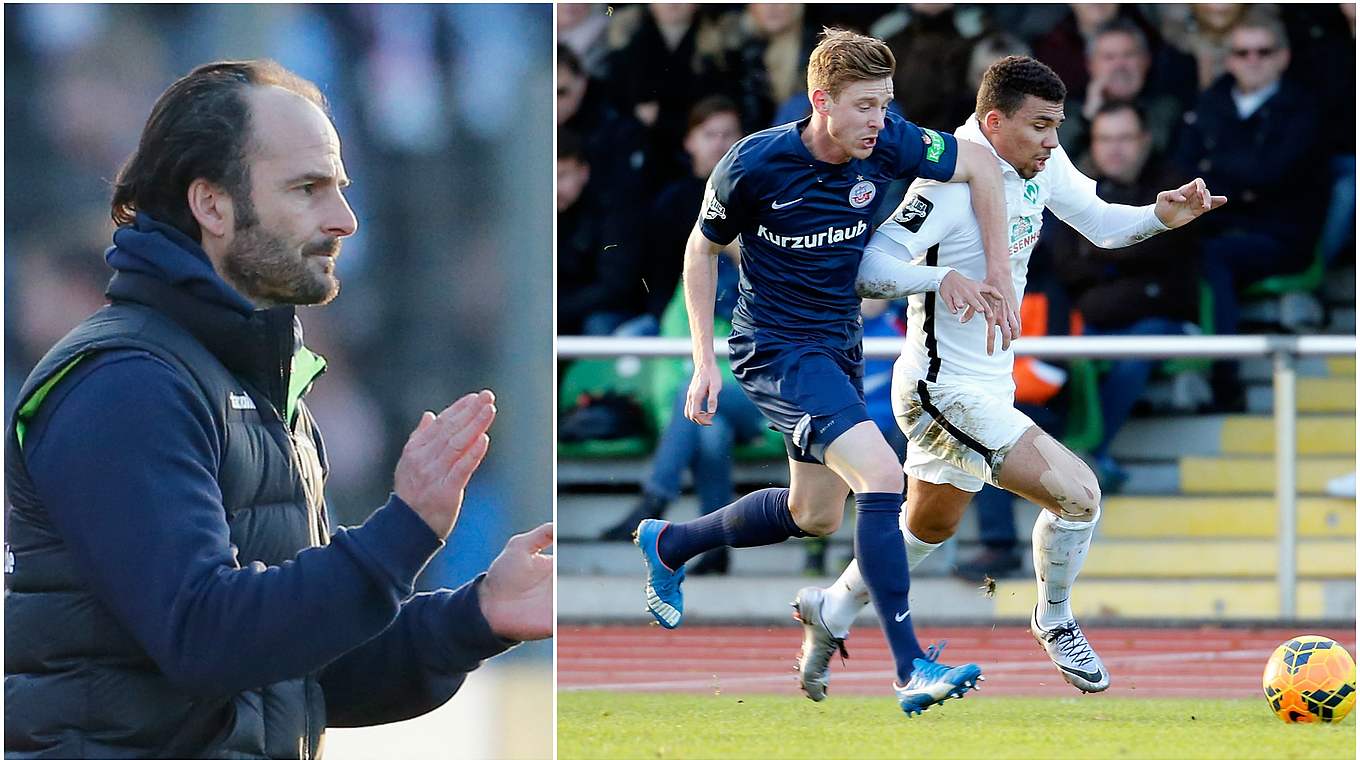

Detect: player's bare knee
[789, 500, 843, 537]
[905, 505, 960, 543]
[1031, 436, 1101, 522]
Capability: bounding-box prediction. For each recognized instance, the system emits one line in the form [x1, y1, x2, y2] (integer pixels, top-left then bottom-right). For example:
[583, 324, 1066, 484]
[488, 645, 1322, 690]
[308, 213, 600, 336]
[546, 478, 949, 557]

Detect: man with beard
[5, 60, 551, 758]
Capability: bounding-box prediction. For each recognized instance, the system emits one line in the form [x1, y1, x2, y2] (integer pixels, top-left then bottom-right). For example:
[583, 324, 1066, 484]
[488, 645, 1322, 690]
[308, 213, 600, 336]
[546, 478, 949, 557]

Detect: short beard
[222, 194, 340, 307]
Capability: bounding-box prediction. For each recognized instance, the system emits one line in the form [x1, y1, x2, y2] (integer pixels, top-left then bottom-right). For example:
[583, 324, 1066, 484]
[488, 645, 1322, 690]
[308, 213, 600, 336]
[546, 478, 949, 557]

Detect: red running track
[559, 624, 1357, 699]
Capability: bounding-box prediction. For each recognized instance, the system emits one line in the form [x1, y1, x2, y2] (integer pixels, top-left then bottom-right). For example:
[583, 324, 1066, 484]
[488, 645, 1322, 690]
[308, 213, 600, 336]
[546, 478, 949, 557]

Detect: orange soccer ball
[1262, 635, 1357, 723]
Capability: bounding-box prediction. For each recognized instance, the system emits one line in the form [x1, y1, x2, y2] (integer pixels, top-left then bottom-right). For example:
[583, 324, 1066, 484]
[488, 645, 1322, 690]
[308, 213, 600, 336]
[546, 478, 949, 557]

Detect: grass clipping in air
[558, 693, 1355, 760]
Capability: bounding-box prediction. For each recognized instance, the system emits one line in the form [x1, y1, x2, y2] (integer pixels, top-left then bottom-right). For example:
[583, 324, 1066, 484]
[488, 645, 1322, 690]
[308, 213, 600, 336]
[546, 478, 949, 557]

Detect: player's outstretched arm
[949, 140, 1019, 354]
[682, 222, 723, 426]
[1154, 177, 1227, 230]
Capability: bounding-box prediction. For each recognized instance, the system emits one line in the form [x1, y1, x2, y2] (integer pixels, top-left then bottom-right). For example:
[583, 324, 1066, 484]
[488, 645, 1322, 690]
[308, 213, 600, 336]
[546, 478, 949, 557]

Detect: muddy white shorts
[893, 378, 1036, 493]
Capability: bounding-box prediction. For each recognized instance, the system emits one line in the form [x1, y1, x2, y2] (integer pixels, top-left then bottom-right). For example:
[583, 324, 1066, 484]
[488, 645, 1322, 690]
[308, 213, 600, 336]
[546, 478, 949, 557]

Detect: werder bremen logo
[1023, 180, 1039, 204]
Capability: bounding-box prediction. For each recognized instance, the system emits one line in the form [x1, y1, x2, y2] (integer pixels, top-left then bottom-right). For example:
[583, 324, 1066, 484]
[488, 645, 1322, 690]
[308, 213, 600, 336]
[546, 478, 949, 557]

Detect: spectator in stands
[1060, 19, 1184, 167]
[639, 96, 744, 328]
[557, 130, 646, 335]
[1182, 3, 1253, 92]
[557, 44, 651, 205]
[557, 3, 612, 77]
[600, 4, 724, 188]
[966, 33, 1031, 95]
[1175, 12, 1324, 405]
[881, 4, 980, 132]
[1055, 102, 1200, 487]
[720, 3, 816, 131]
[1032, 3, 1121, 98]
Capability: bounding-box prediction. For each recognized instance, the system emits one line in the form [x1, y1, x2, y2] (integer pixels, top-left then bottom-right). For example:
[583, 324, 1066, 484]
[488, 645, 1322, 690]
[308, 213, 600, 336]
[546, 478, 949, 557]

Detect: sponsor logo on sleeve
[848, 180, 876, 208]
[922, 128, 946, 163]
[702, 184, 726, 221]
[892, 193, 934, 233]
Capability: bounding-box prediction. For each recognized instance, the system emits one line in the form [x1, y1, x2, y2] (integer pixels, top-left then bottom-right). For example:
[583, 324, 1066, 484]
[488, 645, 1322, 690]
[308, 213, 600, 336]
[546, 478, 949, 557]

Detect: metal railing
[558, 334, 1356, 619]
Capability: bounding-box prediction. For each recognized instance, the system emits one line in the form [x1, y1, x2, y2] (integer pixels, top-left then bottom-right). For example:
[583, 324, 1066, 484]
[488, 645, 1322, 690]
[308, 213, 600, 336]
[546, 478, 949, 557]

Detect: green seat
[557, 357, 654, 459]
[1062, 358, 1104, 454]
[1244, 243, 1326, 297]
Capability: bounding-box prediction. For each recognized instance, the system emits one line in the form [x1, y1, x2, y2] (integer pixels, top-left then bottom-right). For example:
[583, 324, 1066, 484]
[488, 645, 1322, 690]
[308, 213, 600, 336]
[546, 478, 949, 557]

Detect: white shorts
[893, 378, 1035, 493]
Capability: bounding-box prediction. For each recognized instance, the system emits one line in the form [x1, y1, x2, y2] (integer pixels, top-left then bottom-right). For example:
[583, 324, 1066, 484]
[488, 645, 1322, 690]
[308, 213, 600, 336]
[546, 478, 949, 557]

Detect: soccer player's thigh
[787, 458, 851, 536]
[822, 419, 906, 494]
[904, 476, 974, 544]
[994, 426, 1101, 521]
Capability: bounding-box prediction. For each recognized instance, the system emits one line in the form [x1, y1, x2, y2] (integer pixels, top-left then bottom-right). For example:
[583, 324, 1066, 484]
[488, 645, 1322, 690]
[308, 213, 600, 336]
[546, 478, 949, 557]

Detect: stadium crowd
[558, 3, 1355, 490]
[5, 4, 554, 595]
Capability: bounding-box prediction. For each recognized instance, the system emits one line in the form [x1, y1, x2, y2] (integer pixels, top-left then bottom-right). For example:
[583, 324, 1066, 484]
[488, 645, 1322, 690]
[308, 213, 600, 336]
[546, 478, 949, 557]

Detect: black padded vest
[5, 271, 331, 758]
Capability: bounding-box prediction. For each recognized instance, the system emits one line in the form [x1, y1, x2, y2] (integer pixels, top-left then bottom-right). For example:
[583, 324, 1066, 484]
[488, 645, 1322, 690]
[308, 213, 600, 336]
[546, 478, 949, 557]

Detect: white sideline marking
[560, 646, 1275, 692]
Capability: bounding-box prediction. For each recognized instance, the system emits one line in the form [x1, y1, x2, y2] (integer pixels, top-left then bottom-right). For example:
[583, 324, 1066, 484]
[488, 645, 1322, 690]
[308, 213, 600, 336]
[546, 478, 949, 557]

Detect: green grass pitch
[559, 693, 1356, 759]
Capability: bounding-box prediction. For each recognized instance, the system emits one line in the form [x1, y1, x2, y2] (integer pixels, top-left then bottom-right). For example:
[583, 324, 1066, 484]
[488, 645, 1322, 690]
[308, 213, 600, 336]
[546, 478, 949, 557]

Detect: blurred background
[4, 4, 552, 758]
[557, 2, 1355, 634]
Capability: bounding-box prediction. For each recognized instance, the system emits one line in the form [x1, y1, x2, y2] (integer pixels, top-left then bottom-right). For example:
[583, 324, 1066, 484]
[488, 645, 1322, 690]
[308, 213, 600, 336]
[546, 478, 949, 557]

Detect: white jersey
[866, 115, 1167, 391]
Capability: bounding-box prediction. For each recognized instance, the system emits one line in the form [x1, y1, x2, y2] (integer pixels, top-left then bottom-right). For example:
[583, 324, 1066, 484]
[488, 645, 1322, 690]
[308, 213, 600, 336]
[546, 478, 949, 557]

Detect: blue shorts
[728, 331, 870, 464]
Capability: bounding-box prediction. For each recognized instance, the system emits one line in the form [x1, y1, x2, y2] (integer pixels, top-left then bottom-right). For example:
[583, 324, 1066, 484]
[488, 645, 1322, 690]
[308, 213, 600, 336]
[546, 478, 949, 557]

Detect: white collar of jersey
[957, 115, 1020, 178]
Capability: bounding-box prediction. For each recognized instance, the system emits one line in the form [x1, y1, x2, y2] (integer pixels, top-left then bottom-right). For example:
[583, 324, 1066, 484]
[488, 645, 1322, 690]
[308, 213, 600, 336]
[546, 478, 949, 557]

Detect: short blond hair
[806, 28, 895, 98]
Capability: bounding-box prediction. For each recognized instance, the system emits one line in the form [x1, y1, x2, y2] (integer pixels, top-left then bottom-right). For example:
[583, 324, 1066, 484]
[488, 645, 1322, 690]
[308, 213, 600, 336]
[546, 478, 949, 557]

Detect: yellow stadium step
[1081, 539, 1353, 579]
[991, 579, 1350, 620]
[1296, 377, 1355, 412]
[1100, 496, 1355, 539]
[1180, 455, 1355, 494]
[1326, 356, 1355, 376]
[1219, 415, 1355, 455]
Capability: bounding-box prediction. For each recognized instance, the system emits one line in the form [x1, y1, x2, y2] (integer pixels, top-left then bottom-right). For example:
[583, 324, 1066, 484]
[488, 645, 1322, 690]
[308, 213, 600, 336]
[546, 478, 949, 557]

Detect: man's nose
[326, 193, 358, 238]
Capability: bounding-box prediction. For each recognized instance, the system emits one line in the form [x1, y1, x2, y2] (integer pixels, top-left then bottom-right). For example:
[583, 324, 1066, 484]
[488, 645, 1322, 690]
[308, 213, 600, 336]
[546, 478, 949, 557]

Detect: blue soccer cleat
[634, 519, 685, 628]
[893, 642, 983, 717]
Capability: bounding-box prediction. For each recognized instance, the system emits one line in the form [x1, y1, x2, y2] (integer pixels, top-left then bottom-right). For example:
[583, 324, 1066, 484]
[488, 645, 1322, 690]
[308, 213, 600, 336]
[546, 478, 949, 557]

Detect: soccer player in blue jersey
[634, 28, 1017, 716]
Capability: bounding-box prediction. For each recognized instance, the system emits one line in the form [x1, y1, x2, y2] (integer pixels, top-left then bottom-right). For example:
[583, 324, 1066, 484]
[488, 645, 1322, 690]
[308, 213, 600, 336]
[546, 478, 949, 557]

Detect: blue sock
[855, 492, 926, 684]
[656, 488, 806, 569]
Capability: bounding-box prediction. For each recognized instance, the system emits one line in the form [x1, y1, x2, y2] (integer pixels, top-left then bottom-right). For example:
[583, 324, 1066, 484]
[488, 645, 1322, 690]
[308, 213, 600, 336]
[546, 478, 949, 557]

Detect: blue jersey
[699, 111, 958, 350]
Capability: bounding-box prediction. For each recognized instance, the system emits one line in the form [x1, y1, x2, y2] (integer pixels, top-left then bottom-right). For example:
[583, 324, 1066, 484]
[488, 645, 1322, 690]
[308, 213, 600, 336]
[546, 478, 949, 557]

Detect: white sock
[1032, 508, 1096, 628]
[820, 561, 869, 639]
[899, 509, 943, 571]
[820, 520, 941, 638]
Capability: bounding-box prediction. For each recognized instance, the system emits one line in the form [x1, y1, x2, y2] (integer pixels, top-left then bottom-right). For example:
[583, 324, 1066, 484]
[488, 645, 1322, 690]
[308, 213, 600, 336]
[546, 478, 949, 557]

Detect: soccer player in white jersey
[791, 56, 1226, 700]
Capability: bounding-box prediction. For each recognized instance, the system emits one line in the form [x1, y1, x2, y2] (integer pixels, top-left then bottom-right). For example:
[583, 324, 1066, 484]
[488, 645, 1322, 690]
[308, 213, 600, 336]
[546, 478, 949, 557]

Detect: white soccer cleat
[790, 586, 847, 702]
[1030, 606, 1110, 693]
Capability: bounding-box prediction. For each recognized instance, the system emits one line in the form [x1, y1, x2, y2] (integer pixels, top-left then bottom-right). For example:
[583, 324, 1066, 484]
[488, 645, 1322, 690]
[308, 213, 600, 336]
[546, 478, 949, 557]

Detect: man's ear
[982, 109, 1004, 134]
[187, 178, 233, 240]
[810, 88, 832, 115]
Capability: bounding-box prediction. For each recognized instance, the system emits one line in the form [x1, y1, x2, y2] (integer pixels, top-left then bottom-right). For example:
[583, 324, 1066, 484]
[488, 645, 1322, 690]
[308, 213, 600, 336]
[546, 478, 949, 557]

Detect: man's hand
[479, 523, 553, 641]
[395, 390, 496, 539]
[684, 363, 722, 426]
[983, 269, 1020, 355]
[1154, 177, 1227, 229]
[938, 270, 1002, 324]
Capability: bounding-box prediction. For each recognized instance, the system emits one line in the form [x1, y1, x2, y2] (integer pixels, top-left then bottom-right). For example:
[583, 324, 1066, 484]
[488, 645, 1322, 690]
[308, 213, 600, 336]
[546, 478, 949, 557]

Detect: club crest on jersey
[892, 193, 934, 233]
[849, 180, 876, 208]
[1024, 180, 1039, 204]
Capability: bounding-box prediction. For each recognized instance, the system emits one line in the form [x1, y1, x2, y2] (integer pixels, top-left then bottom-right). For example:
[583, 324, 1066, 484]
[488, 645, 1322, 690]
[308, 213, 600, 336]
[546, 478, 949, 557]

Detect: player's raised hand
[685, 363, 722, 426]
[938, 270, 1001, 324]
[1154, 177, 1227, 229]
[982, 270, 1020, 355]
[394, 390, 496, 539]
[479, 522, 553, 641]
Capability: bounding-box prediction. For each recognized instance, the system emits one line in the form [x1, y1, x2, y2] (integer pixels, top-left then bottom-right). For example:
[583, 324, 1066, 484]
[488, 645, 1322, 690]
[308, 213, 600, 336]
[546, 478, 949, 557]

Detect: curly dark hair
[974, 55, 1066, 120]
[111, 60, 327, 242]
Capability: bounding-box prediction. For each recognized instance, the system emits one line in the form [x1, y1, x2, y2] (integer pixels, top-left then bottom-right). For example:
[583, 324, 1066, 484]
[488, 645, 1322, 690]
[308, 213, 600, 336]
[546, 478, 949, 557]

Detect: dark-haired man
[793, 55, 1224, 701]
[6, 60, 551, 758]
[634, 28, 1013, 717]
